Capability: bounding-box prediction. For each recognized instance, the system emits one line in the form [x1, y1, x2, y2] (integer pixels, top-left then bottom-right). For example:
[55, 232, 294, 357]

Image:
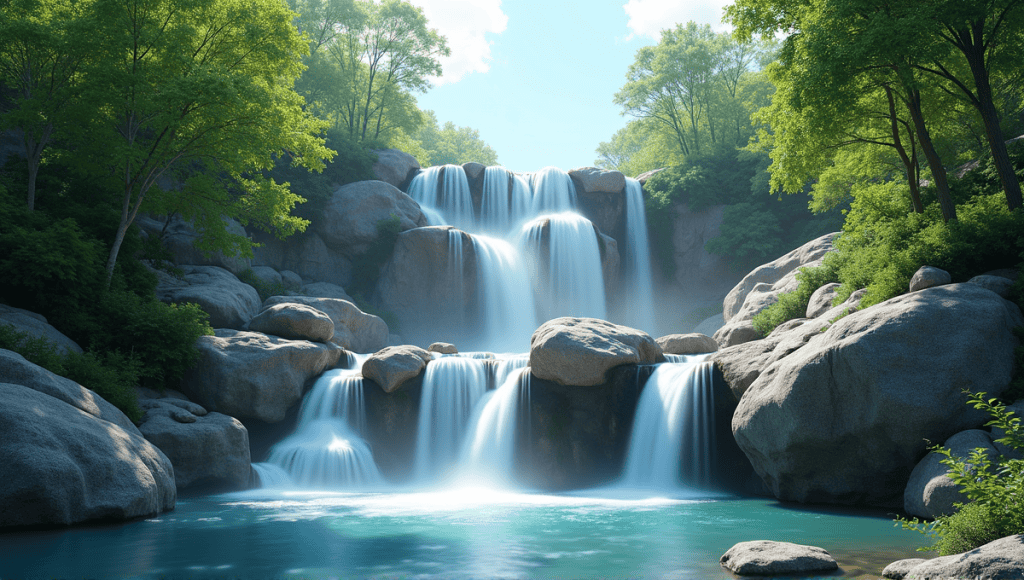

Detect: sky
[410, 0, 734, 174]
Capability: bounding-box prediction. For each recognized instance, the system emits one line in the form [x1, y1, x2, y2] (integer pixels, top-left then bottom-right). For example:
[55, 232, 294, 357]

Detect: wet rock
[530, 317, 663, 387]
[362, 345, 432, 393]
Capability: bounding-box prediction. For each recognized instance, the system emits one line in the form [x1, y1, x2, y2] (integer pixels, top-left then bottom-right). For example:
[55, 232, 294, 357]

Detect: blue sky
[410, 0, 733, 174]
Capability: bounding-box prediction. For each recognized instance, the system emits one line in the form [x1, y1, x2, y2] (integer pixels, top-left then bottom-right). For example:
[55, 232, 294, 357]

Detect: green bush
[751, 259, 840, 336]
[898, 392, 1024, 555]
[0, 323, 67, 372]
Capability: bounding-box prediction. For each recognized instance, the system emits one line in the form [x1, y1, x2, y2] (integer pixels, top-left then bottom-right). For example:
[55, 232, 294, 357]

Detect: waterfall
[251, 462, 292, 488]
[298, 368, 367, 435]
[619, 356, 716, 490]
[471, 234, 537, 352]
[414, 357, 489, 482]
[621, 178, 657, 334]
[529, 166, 576, 214]
[520, 212, 607, 321]
[458, 366, 531, 488]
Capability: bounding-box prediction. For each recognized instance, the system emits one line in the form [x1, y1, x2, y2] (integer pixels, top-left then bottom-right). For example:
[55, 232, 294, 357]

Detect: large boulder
[0, 304, 82, 355]
[530, 318, 664, 387]
[362, 345, 432, 393]
[371, 148, 420, 189]
[895, 535, 1024, 580]
[732, 283, 1024, 507]
[247, 303, 334, 343]
[154, 265, 261, 329]
[179, 329, 344, 423]
[136, 214, 251, 276]
[301, 281, 353, 301]
[657, 333, 718, 355]
[719, 541, 838, 576]
[909, 265, 951, 292]
[0, 381, 175, 528]
[138, 397, 251, 490]
[904, 429, 999, 519]
[569, 167, 626, 242]
[314, 180, 427, 258]
[263, 296, 388, 353]
[250, 229, 353, 288]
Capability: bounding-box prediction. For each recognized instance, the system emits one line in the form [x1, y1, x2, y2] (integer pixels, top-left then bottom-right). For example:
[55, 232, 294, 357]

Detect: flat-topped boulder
[262, 295, 388, 353]
[732, 283, 1024, 507]
[530, 318, 664, 387]
[720, 540, 838, 576]
[0, 381, 175, 528]
[180, 330, 344, 423]
[154, 265, 261, 329]
[247, 303, 334, 343]
[362, 345, 432, 393]
[568, 167, 626, 194]
[656, 333, 717, 355]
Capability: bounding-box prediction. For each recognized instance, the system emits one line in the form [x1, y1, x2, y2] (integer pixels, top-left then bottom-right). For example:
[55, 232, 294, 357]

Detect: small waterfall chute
[529, 166, 576, 214]
[458, 366, 531, 488]
[414, 357, 490, 482]
[471, 234, 537, 352]
[251, 462, 293, 489]
[520, 212, 607, 321]
[268, 419, 383, 488]
[621, 178, 657, 334]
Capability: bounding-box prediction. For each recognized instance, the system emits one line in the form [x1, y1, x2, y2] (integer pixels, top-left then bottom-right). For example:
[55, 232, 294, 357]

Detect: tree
[81, 0, 333, 285]
[415, 110, 498, 166]
[594, 118, 684, 177]
[0, 0, 86, 210]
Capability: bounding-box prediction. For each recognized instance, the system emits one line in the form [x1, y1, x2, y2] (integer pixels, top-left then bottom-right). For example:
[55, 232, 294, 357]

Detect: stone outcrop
[904, 429, 999, 519]
[280, 270, 302, 291]
[805, 282, 841, 319]
[300, 281, 353, 301]
[154, 265, 261, 329]
[263, 295, 388, 353]
[569, 167, 626, 240]
[969, 274, 1014, 298]
[636, 167, 665, 185]
[720, 541, 838, 576]
[138, 396, 251, 490]
[249, 266, 284, 290]
[362, 345, 432, 393]
[247, 303, 335, 343]
[530, 318, 664, 387]
[180, 329, 344, 423]
[890, 535, 1024, 580]
[313, 180, 427, 259]
[0, 367, 175, 527]
[656, 333, 718, 355]
[731, 283, 1023, 507]
[668, 203, 735, 308]
[136, 214, 251, 275]
[371, 148, 420, 189]
[909, 265, 951, 292]
[0, 304, 82, 355]
[251, 229, 353, 288]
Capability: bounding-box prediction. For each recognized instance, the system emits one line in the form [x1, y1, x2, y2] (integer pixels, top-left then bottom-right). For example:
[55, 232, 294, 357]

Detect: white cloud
[410, 0, 508, 85]
[623, 0, 732, 39]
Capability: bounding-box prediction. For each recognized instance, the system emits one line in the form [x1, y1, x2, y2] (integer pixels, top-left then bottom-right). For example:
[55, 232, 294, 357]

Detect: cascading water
[619, 356, 717, 490]
[520, 212, 607, 321]
[408, 165, 475, 230]
[621, 178, 657, 334]
[480, 166, 532, 233]
[529, 166, 576, 214]
[471, 234, 536, 352]
[458, 365, 531, 488]
[414, 357, 489, 482]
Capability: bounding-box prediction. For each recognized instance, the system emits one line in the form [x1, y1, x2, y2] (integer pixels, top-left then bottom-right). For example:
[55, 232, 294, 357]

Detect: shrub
[0, 323, 67, 373]
[751, 258, 840, 336]
[898, 392, 1024, 555]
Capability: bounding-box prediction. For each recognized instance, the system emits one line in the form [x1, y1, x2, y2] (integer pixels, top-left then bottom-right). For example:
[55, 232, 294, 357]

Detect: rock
[0, 382, 175, 528]
[251, 229, 353, 288]
[428, 342, 457, 354]
[904, 429, 1000, 518]
[179, 330, 343, 423]
[569, 167, 626, 194]
[723, 232, 838, 323]
[280, 270, 303, 292]
[713, 321, 763, 349]
[969, 274, 1014, 298]
[0, 303, 82, 355]
[374, 226, 478, 347]
[656, 333, 718, 354]
[154, 265, 261, 329]
[881, 558, 929, 579]
[901, 535, 1024, 580]
[636, 167, 665, 185]
[719, 540, 838, 576]
[599, 232, 620, 289]
[314, 180, 426, 258]
[693, 313, 725, 336]
[909, 266, 951, 292]
[138, 398, 250, 490]
[300, 281, 353, 301]
[806, 282, 841, 319]
[462, 162, 486, 182]
[249, 266, 283, 290]
[530, 318, 664, 387]
[732, 283, 1024, 507]
[0, 349, 138, 434]
[247, 303, 334, 343]
[371, 149, 420, 189]
[362, 345, 432, 393]
[136, 214, 251, 275]
[263, 295, 388, 353]
[669, 203, 735, 307]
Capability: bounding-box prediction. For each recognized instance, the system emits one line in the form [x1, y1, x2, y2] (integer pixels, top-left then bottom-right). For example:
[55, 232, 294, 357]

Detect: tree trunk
[907, 89, 957, 222]
[885, 86, 924, 213]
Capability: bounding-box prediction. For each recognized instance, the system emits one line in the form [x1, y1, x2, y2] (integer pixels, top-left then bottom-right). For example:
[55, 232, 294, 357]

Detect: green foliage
[415, 110, 499, 167]
[898, 393, 1024, 555]
[238, 269, 288, 303]
[0, 323, 66, 372]
[751, 259, 840, 336]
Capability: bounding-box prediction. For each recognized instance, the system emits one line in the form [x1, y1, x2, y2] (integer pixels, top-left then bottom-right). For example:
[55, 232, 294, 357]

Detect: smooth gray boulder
[263, 296, 388, 353]
[249, 266, 283, 289]
[656, 333, 717, 355]
[881, 558, 928, 579]
[247, 303, 334, 343]
[732, 283, 1024, 507]
[314, 180, 426, 258]
[568, 166, 626, 194]
[0, 349, 138, 434]
[530, 318, 664, 387]
[154, 265, 261, 329]
[0, 304, 82, 355]
[0, 382, 175, 528]
[805, 282, 841, 319]
[909, 266, 951, 292]
[968, 274, 1015, 298]
[901, 535, 1024, 580]
[904, 429, 999, 519]
[301, 281, 352, 301]
[428, 342, 457, 354]
[136, 214, 251, 275]
[362, 345, 432, 393]
[719, 540, 838, 575]
[180, 330, 344, 423]
[280, 270, 303, 292]
[462, 162, 486, 181]
[371, 148, 420, 188]
[138, 397, 251, 490]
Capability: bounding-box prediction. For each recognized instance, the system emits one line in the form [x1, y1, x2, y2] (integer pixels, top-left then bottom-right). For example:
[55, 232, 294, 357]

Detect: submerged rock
[530, 317, 663, 387]
[720, 540, 838, 575]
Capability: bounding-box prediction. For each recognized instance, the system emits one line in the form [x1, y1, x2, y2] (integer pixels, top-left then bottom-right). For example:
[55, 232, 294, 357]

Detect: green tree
[415, 110, 498, 166]
[79, 0, 332, 285]
[595, 118, 684, 177]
